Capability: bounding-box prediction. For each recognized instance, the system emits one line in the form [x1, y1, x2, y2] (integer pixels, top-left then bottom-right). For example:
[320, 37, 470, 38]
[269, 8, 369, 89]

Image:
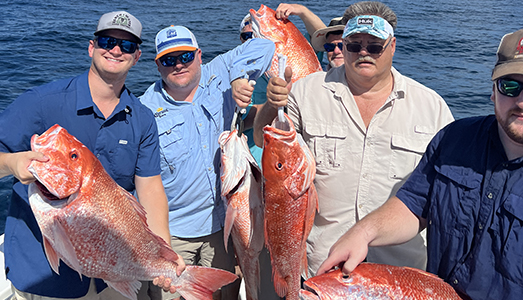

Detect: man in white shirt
[253, 1, 454, 277]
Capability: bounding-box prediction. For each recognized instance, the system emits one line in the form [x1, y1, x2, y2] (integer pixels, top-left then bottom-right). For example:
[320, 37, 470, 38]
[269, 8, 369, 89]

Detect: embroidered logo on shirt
[119, 140, 128, 145]
[154, 107, 169, 118]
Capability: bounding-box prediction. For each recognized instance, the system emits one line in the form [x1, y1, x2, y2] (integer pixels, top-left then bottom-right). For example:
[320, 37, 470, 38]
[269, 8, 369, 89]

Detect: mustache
[355, 56, 376, 64]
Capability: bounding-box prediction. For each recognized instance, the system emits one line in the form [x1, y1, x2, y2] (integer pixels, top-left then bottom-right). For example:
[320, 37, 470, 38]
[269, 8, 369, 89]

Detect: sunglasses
[159, 51, 197, 67]
[497, 78, 523, 97]
[323, 42, 343, 52]
[344, 37, 392, 55]
[240, 32, 253, 40]
[96, 36, 138, 54]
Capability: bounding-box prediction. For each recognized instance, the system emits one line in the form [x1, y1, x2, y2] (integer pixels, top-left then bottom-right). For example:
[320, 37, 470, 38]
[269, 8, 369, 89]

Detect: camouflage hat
[492, 29, 523, 80]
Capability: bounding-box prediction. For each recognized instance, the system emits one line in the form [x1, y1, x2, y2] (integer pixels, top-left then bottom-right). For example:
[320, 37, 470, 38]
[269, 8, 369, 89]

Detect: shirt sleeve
[396, 126, 447, 218]
[213, 38, 275, 83]
[135, 108, 162, 177]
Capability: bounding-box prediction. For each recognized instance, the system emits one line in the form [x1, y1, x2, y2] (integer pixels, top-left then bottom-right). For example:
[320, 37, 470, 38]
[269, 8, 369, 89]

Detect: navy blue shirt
[398, 115, 523, 299]
[0, 71, 161, 297]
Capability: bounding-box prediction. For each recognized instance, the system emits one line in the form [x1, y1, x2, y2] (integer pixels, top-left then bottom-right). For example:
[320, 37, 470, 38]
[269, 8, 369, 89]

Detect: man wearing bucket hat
[253, 1, 454, 277]
[311, 17, 346, 70]
[317, 29, 523, 300]
[139, 25, 274, 299]
[0, 10, 179, 300]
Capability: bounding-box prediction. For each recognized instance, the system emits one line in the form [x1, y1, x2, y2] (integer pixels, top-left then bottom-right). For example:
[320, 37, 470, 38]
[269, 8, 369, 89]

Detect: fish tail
[176, 265, 238, 300]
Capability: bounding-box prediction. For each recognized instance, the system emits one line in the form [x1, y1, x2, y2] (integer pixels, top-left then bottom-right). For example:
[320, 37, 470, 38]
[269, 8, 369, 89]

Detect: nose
[109, 44, 123, 55]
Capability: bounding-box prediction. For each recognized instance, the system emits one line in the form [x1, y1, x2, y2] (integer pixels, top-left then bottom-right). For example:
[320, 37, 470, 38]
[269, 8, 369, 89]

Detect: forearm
[0, 152, 13, 178]
[135, 175, 171, 244]
[360, 196, 423, 247]
[253, 102, 279, 147]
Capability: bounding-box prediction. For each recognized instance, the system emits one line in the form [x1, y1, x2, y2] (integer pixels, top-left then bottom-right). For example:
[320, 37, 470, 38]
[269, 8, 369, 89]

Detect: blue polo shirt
[397, 115, 523, 299]
[139, 38, 274, 238]
[0, 71, 161, 298]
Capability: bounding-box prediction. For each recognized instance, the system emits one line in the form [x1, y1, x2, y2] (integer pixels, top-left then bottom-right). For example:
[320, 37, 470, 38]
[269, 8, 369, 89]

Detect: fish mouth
[299, 283, 321, 300]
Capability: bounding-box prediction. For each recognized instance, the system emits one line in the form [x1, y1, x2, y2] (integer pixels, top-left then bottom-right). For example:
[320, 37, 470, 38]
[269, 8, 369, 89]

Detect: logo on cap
[112, 13, 132, 29]
[167, 29, 178, 39]
[517, 37, 523, 55]
[357, 17, 374, 26]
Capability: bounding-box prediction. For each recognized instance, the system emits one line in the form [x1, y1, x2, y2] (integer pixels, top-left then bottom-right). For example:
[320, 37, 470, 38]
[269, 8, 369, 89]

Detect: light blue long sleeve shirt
[140, 38, 275, 238]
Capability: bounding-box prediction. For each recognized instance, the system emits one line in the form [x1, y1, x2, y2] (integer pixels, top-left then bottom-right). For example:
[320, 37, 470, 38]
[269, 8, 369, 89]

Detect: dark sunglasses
[240, 32, 253, 40]
[497, 78, 523, 97]
[323, 42, 343, 52]
[159, 51, 197, 67]
[96, 36, 138, 54]
[344, 37, 392, 55]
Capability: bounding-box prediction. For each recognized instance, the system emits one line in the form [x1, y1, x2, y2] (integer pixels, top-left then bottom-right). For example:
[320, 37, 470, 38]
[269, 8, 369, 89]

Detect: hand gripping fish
[250, 4, 322, 83]
[262, 113, 318, 300]
[219, 129, 264, 300]
[299, 263, 462, 300]
[27, 124, 238, 300]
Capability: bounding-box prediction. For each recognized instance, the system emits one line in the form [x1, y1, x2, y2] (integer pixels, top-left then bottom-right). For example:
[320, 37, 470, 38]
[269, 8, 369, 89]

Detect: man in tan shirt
[253, 1, 454, 277]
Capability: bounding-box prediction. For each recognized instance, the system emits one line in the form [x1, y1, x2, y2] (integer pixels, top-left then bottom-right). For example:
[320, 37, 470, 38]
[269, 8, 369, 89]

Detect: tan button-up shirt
[287, 66, 454, 276]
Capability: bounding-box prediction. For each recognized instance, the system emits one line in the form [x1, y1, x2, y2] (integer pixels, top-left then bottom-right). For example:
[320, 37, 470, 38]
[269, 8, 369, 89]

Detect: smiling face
[492, 74, 523, 145]
[156, 49, 202, 97]
[343, 33, 395, 83]
[88, 29, 141, 81]
[326, 33, 344, 67]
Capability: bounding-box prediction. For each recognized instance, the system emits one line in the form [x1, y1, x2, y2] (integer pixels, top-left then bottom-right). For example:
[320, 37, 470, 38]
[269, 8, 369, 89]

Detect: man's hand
[0, 151, 48, 184]
[275, 3, 307, 20]
[231, 78, 254, 108]
[266, 66, 292, 109]
[153, 255, 186, 294]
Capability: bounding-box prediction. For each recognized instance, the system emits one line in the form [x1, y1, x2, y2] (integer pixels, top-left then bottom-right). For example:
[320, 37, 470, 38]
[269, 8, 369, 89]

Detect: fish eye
[341, 274, 353, 283]
[70, 151, 78, 160]
[276, 162, 283, 170]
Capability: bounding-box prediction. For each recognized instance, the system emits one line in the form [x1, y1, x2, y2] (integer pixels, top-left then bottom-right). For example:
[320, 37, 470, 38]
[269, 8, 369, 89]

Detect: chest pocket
[108, 140, 138, 189]
[303, 124, 348, 169]
[491, 194, 523, 286]
[389, 134, 431, 180]
[157, 115, 189, 167]
[431, 164, 482, 236]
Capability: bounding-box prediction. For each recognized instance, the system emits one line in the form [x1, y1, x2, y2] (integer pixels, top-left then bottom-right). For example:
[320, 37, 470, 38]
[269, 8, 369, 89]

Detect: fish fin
[284, 135, 316, 199]
[48, 218, 83, 279]
[176, 265, 238, 300]
[104, 280, 140, 300]
[42, 236, 60, 275]
[223, 204, 238, 253]
[272, 268, 288, 298]
[301, 185, 318, 279]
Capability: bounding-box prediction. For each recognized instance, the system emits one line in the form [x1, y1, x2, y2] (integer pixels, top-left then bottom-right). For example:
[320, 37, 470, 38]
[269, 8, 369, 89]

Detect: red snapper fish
[262, 113, 318, 300]
[219, 129, 264, 300]
[250, 4, 322, 83]
[299, 263, 462, 300]
[27, 124, 237, 300]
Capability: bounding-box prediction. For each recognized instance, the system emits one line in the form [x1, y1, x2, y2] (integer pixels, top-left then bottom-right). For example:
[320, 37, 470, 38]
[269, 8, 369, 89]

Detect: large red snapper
[250, 4, 322, 83]
[262, 113, 318, 300]
[219, 129, 264, 300]
[299, 263, 462, 300]
[27, 124, 238, 300]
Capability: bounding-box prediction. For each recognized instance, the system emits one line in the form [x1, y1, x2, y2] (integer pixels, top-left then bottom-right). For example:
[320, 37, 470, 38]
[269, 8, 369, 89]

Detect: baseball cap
[94, 11, 142, 44]
[155, 25, 199, 60]
[342, 15, 394, 40]
[311, 17, 345, 52]
[491, 29, 523, 80]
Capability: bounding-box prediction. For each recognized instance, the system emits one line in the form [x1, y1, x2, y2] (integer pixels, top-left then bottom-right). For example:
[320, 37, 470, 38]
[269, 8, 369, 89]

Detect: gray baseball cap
[94, 11, 142, 44]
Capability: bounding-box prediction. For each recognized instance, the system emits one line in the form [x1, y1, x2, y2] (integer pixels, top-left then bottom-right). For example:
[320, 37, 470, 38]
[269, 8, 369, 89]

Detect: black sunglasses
[323, 42, 343, 52]
[344, 37, 392, 55]
[159, 51, 197, 67]
[497, 78, 523, 97]
[240, 32, 253, 40]
[96, 36, 138, 54]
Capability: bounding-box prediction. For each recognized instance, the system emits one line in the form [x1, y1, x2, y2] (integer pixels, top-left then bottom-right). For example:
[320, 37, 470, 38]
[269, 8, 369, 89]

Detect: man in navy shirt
[316, 29, 523, 300]
[0, 11, 183, 299]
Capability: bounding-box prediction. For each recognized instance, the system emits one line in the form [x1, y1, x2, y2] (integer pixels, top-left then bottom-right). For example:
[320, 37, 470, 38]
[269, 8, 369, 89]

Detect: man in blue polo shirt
[139, 25, 274, 299]
[317, 29, 523, 300]
[0, 11, 182, 300]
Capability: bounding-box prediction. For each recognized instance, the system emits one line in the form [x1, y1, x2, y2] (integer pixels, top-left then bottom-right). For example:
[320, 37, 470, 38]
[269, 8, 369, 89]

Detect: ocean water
[1, 0, 522, 234]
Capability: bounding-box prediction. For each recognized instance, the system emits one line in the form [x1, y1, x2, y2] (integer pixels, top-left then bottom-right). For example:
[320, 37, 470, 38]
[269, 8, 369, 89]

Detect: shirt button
[487, 193, 493, 199]
[358, 204, 363, 209]
[96, 153, 100, 157]
[208, 167, 212, 171]
[453, 279, 458, 285]
[198, 123, 202, 127]
[362, 173, 368, 178]
[478, 224, 483, 230]
[203, 145, 207, 149]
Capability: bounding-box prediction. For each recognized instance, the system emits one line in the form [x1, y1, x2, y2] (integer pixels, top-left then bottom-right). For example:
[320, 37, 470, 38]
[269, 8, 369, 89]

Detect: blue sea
[1, 0, 522, 234]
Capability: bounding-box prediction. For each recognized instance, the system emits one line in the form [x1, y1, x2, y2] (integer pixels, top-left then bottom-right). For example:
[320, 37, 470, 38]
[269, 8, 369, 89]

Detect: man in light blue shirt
[139, 25, 274, 300]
